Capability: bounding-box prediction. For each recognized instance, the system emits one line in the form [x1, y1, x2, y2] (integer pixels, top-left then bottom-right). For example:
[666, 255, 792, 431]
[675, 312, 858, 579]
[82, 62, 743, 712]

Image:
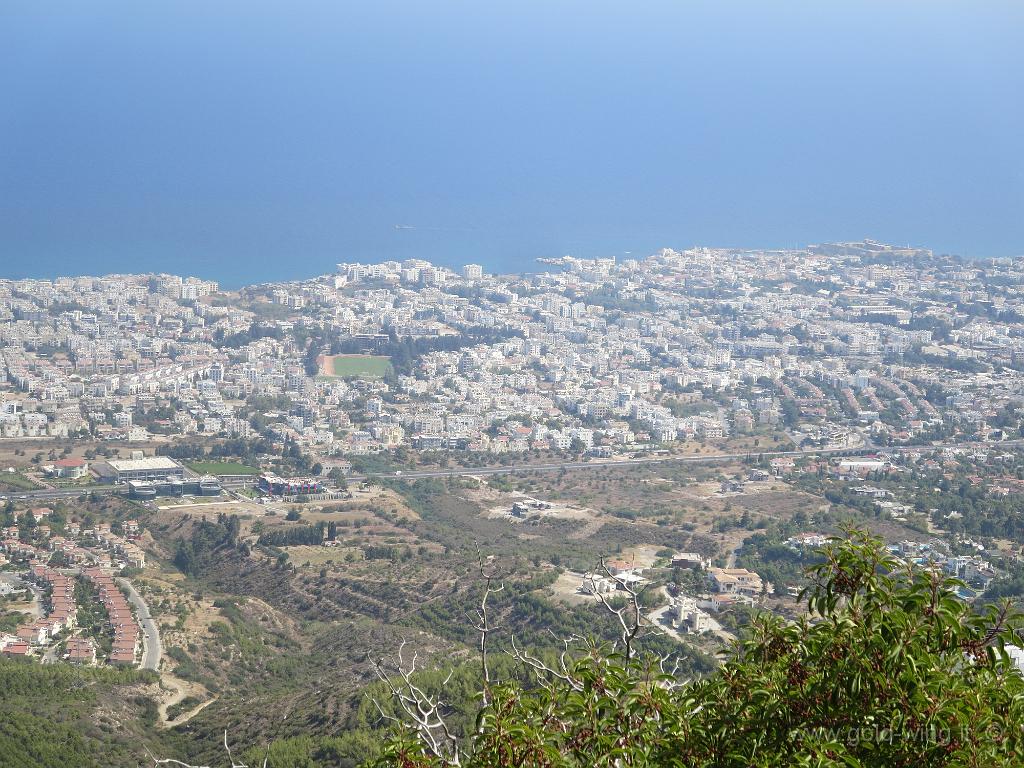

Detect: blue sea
[1, 2, 1022, 288]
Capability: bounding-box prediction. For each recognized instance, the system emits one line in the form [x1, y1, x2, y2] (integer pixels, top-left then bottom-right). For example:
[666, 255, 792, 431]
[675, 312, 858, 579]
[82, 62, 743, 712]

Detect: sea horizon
[1, 235, 1019, 290]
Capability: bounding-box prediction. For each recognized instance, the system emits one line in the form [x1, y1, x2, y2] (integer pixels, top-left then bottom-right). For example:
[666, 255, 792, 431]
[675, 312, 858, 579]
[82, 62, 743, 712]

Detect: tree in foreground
[375, 531, 1024, 767]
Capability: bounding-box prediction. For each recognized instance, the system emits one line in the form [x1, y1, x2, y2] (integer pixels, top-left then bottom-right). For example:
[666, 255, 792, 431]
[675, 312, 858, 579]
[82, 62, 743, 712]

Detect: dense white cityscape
[4, 238, 1024, 720]
[2, 239, 1019, 459]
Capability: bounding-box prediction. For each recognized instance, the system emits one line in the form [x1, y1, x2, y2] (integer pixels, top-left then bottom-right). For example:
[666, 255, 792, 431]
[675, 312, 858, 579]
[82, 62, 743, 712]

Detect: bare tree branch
[656, 651, 691, 690]
[468, 555, 504, 705]
[147, 729, 262, 768]
[369, 641, 463, 765]
[223, 729, 261, 768]
[584, 554, 661, 661]
[147, 752, 210, 768]
[508, 633, 586, 692]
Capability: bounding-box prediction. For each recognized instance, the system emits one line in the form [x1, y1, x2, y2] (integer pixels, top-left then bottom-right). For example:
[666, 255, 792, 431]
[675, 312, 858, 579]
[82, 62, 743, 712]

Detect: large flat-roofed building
[128, 476, 220, 499]
[101, 456, 184, 483]
[127, 481, 157, 499]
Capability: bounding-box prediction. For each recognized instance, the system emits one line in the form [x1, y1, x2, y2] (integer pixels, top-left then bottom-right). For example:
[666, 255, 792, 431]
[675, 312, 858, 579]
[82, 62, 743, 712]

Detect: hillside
[2, 456, 1019, 767]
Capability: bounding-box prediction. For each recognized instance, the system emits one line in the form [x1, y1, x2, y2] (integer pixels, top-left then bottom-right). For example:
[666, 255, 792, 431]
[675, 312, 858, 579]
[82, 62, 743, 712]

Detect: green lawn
[187, 461, 260, 476]
[324, 354, 392, 379]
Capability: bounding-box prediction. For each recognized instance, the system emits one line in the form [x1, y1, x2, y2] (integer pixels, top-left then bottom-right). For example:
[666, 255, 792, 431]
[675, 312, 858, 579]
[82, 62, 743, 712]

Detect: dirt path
[547, 570, 592, 606]
[568, 518, 604, 540]
[726, 545, 739, 569]
[165, 696, 218, 728]
[156, 673, 214, 729]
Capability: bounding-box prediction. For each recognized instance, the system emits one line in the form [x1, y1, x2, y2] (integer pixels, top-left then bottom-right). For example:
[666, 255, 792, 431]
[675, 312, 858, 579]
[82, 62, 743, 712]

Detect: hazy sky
[1, 2, 1022, 283]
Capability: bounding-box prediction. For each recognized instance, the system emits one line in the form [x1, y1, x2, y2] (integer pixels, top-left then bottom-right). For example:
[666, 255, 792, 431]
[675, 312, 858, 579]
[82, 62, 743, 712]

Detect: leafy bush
[376, 530, 1024, 767]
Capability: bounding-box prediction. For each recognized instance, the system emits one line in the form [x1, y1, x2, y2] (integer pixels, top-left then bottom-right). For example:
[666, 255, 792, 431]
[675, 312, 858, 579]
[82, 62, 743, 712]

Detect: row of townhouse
[82, 568, 139, 665]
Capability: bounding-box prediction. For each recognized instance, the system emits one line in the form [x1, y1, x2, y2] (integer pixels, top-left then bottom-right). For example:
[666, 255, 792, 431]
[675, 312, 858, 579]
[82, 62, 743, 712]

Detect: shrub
[377, 530, 1024, 767]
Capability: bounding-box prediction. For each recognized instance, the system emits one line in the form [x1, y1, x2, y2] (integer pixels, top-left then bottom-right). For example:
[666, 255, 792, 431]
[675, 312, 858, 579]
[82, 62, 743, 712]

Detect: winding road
[116, 577, 161, 671]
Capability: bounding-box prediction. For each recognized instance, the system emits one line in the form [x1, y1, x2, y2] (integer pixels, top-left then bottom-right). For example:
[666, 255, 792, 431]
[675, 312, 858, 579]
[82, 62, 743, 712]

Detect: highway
[334, 437, 1024, 482]
[352, 451, 815, 480]
[0, 485, 123, 501]
[3, 439, 1024, 503]
[117, 577, 161, 671]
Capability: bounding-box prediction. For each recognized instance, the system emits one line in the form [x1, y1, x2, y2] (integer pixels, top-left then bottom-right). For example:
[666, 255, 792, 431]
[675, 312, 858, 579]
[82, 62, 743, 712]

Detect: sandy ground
[156, 673, 214, 728]
[568, 518, 605, 540]
[0, 574, 42, 619]
[547, 570, 593, 606]
[619, 544, 662, 568]
[155, 497, 243, 510]
[283, 544, 363, 567]
[483, 490, 600, 527]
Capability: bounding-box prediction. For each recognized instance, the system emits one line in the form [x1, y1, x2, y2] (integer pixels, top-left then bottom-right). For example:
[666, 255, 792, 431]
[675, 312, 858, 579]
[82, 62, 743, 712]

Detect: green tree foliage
[0, 659, 156, 768]
[157, 437, 275, 465]
[214, 324, 285, 349]
[173, 514, 242, 578]
[735, 531, 821, 592]
[377, 531, 1024, 767]
[984, 562, 1024, 600]
[258, 522, 325, 547]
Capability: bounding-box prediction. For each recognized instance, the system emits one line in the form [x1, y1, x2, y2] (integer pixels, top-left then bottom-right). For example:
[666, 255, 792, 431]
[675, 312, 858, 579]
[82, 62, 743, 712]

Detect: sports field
[187, 461, 260, 476]
[319, 354, 392, 379]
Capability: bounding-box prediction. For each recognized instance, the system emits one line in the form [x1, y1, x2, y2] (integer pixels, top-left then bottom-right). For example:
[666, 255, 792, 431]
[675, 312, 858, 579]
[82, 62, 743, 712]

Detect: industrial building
[100, 456, 185, 483]
[127, 476, 221, 499]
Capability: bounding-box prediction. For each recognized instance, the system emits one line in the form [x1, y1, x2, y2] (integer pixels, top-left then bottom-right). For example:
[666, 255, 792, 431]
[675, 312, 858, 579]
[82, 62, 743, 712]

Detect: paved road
[0, 485, 121, 501]
[3, 438, 1024, 503]
[117, 577, 161, 672]
[725, 542, 741, 569]
[338, 437, 1024, 482]
[345, 443, 872, 481]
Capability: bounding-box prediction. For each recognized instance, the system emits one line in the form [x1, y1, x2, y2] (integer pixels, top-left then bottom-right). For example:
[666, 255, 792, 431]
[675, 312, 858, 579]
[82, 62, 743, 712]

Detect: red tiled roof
[54, 458, 86, 467]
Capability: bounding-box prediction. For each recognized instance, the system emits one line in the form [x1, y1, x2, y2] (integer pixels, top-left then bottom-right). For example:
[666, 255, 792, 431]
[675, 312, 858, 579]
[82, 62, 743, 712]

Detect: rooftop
[106, 457, 182, 472]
